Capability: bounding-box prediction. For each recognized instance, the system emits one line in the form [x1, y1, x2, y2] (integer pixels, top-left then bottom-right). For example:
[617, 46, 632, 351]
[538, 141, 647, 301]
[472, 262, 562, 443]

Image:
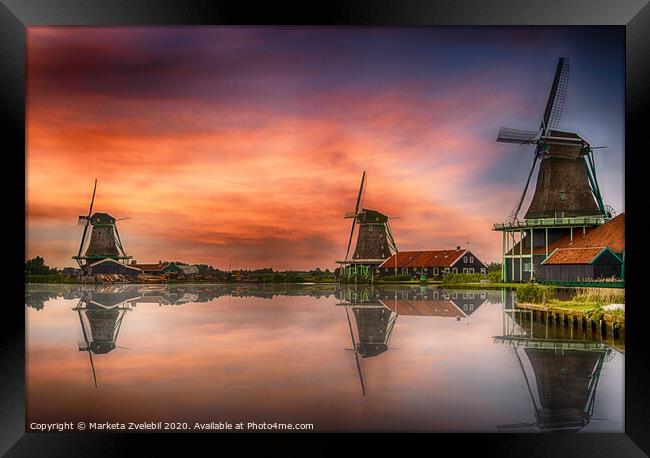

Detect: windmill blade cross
[344, 171, 366, 260]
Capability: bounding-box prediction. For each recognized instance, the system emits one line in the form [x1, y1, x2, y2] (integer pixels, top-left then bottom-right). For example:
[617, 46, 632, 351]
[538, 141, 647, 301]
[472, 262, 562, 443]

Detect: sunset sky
[26, 26, 624, 270]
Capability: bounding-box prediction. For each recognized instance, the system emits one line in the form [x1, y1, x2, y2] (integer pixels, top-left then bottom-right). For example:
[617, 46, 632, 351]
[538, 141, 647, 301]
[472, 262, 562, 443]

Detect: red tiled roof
[380, 299, 466, 318]
[542, 247, 609, 265]
[507, 213, 625, 256]
[558, 213, 625, 253]
[379, 250, 467, 269]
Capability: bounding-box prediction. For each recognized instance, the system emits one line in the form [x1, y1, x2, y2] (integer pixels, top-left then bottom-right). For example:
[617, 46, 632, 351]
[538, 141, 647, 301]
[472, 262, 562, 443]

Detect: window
[469, 268, 474, 274]
[463, 292, 468, 299]
[470, 293, 474, 299]
[559, 191, 566, 201]
[480, 268, 486, 275]
[470, 256, 474, 263]
[463, 268, 468, 274]
[463, 256, 468, 263]
[369, 225, 373, 231]
[452, 268, 458, 274]
[452, 292, 458, 299]
[402, 267, 408, 275]
[434, 291, 439, 299]
[424, 267, 428, 272]
[481, 292, 486, 299]
[433, 267, 438, 275]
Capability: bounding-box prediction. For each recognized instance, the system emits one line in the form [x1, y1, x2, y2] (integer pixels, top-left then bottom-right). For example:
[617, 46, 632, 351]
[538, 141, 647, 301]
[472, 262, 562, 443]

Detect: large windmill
[492, 58, 613, 282]
[496, 58, 611, 221]
[73, 180, 132, 270]
[336, 171, 398, 282]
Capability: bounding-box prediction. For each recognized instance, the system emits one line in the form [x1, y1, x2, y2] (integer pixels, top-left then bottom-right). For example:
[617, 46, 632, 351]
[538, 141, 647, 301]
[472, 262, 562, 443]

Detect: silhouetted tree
[25, 256, 57, 275]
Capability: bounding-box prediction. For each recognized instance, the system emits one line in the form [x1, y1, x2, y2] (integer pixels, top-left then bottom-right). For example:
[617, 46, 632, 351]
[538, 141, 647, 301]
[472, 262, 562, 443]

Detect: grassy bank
[516, 284, 624, 322]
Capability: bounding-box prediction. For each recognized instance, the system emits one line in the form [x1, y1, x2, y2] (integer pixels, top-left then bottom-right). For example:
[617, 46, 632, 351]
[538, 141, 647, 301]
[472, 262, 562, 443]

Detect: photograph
[23, 25, 627, 434]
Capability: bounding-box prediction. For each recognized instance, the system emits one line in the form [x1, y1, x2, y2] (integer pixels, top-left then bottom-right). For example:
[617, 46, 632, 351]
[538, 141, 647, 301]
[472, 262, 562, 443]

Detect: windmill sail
[345, 171, 365, 261]
[541, 57, 570, 131]
[496, 127, 539, 144]
[77, 179, 97, 258]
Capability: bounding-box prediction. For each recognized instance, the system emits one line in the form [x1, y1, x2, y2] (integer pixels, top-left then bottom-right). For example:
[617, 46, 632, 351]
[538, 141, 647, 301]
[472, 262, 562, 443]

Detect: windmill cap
[90, 212, 116, 224]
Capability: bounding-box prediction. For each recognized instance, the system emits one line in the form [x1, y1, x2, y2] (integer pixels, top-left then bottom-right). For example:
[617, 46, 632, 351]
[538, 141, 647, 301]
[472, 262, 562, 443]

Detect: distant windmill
[338, 172, 398, 281]
[73, 179, 132, 269]
[496, 58, 611, 221]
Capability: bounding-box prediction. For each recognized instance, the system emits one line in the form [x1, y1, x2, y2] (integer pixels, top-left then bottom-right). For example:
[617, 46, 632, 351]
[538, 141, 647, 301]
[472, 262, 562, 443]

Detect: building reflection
[337, 285, 492, 395]
[494, 309, 613, 432]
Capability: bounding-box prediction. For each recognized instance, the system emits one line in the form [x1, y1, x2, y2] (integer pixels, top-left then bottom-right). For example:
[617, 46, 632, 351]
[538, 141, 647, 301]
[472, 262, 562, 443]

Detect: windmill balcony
[493, 216, 607, 231]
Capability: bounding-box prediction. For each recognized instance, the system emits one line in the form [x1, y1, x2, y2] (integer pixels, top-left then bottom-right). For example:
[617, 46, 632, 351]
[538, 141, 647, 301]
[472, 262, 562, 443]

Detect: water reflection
[494, 309, 614, 432]
[73, 288, 138, 387]
[336, 285, 494, 395]
[25, 283, 623, 432]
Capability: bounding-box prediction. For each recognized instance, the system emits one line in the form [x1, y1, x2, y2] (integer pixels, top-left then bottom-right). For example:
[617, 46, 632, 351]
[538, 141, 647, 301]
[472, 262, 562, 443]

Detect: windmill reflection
[339, 287, 396, 396]
[73, 286, 140, 387]
[338, 286, 490, 395]
[494, 309, 613, 432]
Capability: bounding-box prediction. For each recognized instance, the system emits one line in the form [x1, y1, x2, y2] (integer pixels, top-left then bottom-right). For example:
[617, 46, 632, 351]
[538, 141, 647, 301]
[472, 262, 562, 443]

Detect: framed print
[3, 0, 650, 456]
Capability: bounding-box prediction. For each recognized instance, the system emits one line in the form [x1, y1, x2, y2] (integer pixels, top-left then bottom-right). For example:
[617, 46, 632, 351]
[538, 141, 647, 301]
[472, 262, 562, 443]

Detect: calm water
[25, 284, 624, 433]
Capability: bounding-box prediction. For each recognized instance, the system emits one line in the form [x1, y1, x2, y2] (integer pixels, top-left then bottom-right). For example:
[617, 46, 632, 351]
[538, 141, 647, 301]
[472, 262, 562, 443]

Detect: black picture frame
[3, 1, 649, 455]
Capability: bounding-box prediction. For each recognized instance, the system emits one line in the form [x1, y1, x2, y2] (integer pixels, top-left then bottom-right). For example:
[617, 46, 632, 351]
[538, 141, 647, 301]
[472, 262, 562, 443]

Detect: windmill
[337, 171, 398, 281]
[73, 179, 132, 269]
[492, 58, 613, 283]
[496, 58, 611, 221]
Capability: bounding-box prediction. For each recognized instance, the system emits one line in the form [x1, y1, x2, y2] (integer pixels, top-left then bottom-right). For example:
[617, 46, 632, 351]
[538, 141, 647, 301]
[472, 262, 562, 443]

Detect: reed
[573, 287, 625, 305]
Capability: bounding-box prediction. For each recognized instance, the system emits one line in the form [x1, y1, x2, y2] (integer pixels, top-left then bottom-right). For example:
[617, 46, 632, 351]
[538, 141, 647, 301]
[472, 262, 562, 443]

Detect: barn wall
[541, 264, 594, 282]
